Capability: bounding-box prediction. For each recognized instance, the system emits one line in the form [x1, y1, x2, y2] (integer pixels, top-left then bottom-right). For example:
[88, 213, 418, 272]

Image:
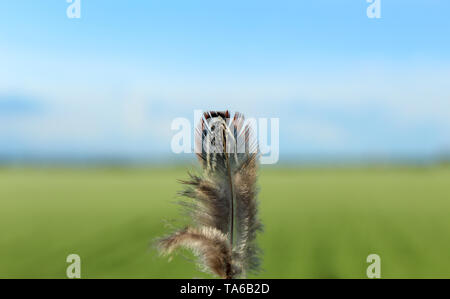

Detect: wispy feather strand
[157, 111, 263, 278]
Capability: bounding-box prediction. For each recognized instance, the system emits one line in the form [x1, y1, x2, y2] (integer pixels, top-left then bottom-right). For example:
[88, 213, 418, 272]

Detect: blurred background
[0, 1, 449, 278]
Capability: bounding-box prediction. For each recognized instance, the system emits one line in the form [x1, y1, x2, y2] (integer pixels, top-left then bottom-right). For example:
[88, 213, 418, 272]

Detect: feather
[157, 111, 263, 278]
[157, 226, 238, 278]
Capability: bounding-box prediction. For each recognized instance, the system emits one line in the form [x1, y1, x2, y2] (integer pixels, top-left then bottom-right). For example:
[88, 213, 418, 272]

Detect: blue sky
[0, 1, 449, 162]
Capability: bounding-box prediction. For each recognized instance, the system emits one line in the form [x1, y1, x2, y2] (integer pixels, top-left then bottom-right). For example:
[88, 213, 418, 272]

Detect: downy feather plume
[157, 111, 263, 279]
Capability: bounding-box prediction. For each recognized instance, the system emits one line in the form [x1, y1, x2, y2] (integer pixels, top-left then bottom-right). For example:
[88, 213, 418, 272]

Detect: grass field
[0, 165, 449, 278]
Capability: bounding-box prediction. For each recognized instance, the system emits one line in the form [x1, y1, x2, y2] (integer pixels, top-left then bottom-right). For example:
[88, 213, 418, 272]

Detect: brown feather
[157, 111, 263, 278]
[157, 226, 238, 278]
[233, 152, 263, 274]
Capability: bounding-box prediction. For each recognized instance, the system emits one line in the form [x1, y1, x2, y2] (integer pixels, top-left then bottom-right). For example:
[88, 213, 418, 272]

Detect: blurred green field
[0, 166, 449, 278]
